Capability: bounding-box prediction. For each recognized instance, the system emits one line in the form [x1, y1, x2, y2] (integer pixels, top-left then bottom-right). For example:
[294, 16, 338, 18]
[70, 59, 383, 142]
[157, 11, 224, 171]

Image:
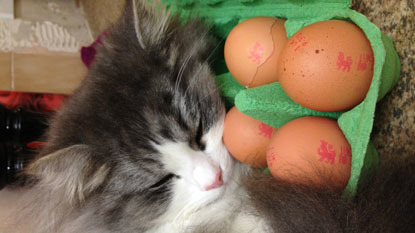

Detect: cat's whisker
[174, 52, 192, 97]
[174, 28, 211, 99]
[202, 29, 224, 66]
[187, 87, 223, 114]
[182, 35, 224, 99]
[182, 65, 205, 99]
[172, 194, 206, 226]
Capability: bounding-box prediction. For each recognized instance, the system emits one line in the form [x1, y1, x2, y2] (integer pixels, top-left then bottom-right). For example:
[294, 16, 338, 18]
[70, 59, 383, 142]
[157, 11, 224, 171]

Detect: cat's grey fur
[6, 0, 415, 232]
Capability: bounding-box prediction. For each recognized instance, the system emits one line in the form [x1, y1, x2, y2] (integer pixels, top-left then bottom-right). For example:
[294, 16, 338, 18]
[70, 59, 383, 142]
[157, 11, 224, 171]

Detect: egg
[223, 106, 276, 168]
[224, 17, 288, 88]
[266, 116, 351, 191]
[277, 20, 374, 112]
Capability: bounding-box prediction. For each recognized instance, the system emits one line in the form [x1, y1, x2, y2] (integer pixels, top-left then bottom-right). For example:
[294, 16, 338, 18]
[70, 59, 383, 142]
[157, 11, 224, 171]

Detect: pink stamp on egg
[337, 52, 353, 72]
[268, 151, 276, 167]
[317, 140, 336, 165]
[356, 53, 374, 71]
[357, 54, 368, 71]
[248, 42, 264, 65]
[258, 122, 273, 138]
[339, 145, 352, 165]
[290, 33, 308, 52]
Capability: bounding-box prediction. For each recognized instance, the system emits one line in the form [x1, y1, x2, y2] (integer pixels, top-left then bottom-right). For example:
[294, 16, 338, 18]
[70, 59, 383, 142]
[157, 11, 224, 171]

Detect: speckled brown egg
[225, 17, 288, 88]
[266, 116, 352, 191]
[277, 20, 374, 112]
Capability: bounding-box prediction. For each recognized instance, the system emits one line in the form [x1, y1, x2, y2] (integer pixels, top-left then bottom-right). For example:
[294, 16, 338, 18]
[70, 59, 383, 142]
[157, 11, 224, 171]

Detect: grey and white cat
[6, 0, 414, 232]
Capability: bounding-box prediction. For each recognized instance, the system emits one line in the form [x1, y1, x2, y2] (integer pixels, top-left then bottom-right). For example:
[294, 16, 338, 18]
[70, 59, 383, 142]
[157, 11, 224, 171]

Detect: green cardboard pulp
[161, 0, 401, 197]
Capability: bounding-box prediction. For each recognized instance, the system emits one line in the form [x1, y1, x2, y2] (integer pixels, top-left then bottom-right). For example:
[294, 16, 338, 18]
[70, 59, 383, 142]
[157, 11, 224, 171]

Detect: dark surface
[352, 0, 415, 160]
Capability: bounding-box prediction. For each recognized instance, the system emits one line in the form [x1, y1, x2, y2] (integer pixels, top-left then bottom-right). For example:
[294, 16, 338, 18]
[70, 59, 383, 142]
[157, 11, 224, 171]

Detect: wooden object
[0, 52, 11, 91]
[13, 52, 87, 94]
[0, 51, 87, 94]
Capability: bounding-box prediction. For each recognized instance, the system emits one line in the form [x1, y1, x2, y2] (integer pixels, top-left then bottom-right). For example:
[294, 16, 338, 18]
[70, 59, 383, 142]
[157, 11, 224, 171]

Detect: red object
[81, 30, 107, 68]
[0, 91, 67, 112]
[26, 141, 46, 149]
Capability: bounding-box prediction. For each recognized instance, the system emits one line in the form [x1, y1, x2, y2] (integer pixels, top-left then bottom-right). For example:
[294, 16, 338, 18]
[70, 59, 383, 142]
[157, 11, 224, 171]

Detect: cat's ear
[26, 145, 110, 205]
[122, 0, 172, 49]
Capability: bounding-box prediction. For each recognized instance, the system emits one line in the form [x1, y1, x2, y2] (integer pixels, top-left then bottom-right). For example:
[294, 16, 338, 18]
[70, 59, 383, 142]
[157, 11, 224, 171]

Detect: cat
[5, 0, 414, 232]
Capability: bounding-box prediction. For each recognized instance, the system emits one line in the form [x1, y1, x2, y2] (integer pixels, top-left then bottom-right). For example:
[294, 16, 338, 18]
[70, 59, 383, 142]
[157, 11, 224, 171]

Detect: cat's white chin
[151, 161, 266, 233]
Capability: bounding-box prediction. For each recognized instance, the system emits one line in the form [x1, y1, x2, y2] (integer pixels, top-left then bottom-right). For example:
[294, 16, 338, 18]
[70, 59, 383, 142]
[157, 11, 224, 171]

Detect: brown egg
[223, 106, 276, 168]
[277, 20, 374, 112]
[225, 17, 288, 88]
[266, 116, 351, 191]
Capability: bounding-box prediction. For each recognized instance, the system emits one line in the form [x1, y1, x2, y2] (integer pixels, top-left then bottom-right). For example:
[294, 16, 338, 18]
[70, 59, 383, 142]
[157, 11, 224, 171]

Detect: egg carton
[161, 0, 401, 197]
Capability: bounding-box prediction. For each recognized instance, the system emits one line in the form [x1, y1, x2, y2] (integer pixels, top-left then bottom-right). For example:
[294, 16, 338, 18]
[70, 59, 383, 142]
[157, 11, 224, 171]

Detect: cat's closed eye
[195, 117, 206, 151]
[149, 173, 178, 190]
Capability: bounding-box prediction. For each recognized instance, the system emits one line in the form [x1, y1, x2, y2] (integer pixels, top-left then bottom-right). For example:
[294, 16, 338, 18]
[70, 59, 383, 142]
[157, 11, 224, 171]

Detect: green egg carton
[161, 0, 401, 197]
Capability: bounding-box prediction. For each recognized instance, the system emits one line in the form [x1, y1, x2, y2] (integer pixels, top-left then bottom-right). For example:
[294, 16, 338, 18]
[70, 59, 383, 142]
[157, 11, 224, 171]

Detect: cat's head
[29, 0, 237, 208]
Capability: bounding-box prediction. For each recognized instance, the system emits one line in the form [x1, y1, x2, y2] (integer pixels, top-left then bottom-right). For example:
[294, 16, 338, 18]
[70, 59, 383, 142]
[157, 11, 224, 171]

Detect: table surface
[351, 0, 415, 160]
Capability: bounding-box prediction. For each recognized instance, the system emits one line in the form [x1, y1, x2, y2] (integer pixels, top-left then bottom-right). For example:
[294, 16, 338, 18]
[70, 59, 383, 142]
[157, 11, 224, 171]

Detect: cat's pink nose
[204, 171, 223, 191]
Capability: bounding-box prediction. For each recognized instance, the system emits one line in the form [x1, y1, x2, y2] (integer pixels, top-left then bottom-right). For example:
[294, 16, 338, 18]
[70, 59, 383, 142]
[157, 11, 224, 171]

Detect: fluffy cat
[6, 0, 414, 232]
